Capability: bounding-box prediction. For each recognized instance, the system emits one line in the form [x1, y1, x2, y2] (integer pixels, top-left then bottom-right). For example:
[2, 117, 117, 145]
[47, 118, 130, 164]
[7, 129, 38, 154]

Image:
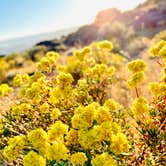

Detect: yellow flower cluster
[48, 87, 62, 105]
[91, 153, 117, 166]
[28, 128, 48, 144]
[48, 120, 68, 143]
[0, 84, 13, 97]
[131, 96, 149, 118]
[39, 102, 50, 113]
[104, 98, 121, 111]
[13, 73, 29, 86]
[50, 108, 61, 120]
[149, 40, 166, 58]
[28, 128, 49, 155]
[86, 64, 115, 81]
[20, 75, 49, 104]
[98, 40, 113, 51]
[66, 128, 79, 146]
[127, 72, 144, 88]
[5, 122, 70, 164]
[56, 72, 73, 87]
[71, 102, 129, 151]
[71, 104, 95, 130]
[110, 133, 130, 154]
[37, 51, 59, 71]
[46, 142, 69, 161]
[4, 135, 27, 161]
[94, 106, 112, 124]
[11, 102, 32, 116]
[70, 152, 88, 166]
[23, 150, 46, 166]
[127, 59, 147, 73]
[149, 82, 166, 97]
[74, 46, 91, 61]
[127, 59, 147, 89]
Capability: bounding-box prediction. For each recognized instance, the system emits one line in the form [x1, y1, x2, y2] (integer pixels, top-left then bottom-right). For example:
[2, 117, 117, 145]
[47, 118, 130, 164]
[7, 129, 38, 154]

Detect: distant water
[0, 27, 78, 55]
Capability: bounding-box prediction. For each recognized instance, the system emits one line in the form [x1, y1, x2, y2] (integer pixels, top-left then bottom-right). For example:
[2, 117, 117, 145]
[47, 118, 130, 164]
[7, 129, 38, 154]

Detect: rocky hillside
[65, 0, 166, 45]
[36, 0, 165, 58]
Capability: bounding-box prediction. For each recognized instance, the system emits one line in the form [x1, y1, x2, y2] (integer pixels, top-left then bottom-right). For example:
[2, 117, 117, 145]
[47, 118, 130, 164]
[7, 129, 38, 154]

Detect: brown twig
[135, 87, 139, 98]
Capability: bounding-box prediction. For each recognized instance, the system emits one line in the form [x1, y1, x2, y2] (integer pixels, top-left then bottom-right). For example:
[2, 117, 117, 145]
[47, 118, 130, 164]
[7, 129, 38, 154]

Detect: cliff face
[95, 8, 121, 25]
[62, 0, 166, 47]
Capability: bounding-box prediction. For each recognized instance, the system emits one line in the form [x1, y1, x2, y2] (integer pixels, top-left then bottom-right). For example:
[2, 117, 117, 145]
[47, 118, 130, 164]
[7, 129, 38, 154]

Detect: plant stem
[156, 60, 163, 67]
[135, 87, 139, 98]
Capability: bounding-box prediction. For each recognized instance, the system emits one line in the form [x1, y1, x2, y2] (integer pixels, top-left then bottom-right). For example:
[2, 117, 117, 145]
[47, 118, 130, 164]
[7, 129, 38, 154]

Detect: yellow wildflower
[100, 122, 113, 141]
[94, 107, 112, 124]
[104, 98, 121, 111]
[50, 108, 61, 120]
[149, 40, 166, 58]
[11, 103, 32, 116]
[46, 142, 69, 162]
[78, 129, 101, 150]
[56, 72, 73, 87]
[106, 66, 116, 76]
[98, 40, 113, 50]
[127, 72, 144, 88]
[13, 73, 29, 86]
[131, 96, 149, 117]
[110, 133, 129, 155]
[4, 135, 27, 161]
[66, 128, 79, 146]
[70, 152, 88, 166]
[0, 84, 13, 97]
[149, 82, 166, 97]
[71, 104, 95, 129]
[91, 153, 117, 166]
[23, 151, 46, 166]
[48, 121, 68, 143]
[127, 59, 147, 73]
[28, 128, 48, 155]
[39, 102, 50, 113]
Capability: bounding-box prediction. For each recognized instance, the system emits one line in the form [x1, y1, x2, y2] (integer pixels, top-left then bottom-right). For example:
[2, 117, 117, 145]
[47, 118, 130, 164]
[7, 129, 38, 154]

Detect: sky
[0, 0, 146, 41]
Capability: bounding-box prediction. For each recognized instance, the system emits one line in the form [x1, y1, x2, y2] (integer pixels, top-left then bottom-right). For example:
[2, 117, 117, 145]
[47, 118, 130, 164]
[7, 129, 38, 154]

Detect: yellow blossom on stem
[50, 108, 61, 120]
[4, 135, 27, 161]
[48, 121, 68, 143]
[66, 128, 79, 146]
[23, 151, 46, 166]
[98, 40, 113, 51]
[39, 102, 50, 113]
[56, 72, 73, 87]
[71, 104, 95, 130]
[104, 98, 121, 111]
[127, 59, 147, 73]
[110, 132, 130, 155]
[70, 152, 88, 166]
[149, 82, 166, 97]
[94, 106, 112, 124]
[0, 84, 13, 97]
[46, 142, 69, 162]
[28, 128, 49, 155]
[149, 40, 166, 58]
[127, 72, 144, 89]
[13, 73, 29, 86]
[91, 153, 117, 166]
[131, 96, 149, 118]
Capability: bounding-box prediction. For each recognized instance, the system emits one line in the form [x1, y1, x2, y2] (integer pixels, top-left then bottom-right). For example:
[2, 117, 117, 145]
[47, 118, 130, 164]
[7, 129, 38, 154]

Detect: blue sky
[0, 0, 145, 41]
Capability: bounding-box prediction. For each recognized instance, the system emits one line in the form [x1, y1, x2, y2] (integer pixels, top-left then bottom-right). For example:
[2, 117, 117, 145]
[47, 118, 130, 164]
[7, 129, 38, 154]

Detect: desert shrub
[0, 40, 165, 166]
